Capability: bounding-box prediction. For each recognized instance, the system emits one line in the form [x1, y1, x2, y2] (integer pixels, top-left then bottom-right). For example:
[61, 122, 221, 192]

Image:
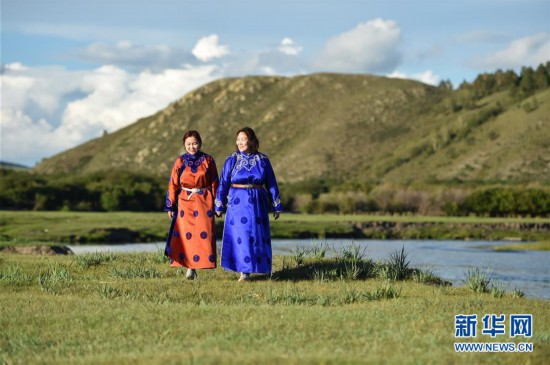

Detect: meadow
[1, 211, 549, 247]
[1, 247, 549, 364]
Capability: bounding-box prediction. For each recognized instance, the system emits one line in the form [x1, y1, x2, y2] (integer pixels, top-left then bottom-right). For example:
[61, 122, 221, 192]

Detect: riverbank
[1, 251, 548, 364]
[492, 241, 550, 251]
[1, 211, 549, 247]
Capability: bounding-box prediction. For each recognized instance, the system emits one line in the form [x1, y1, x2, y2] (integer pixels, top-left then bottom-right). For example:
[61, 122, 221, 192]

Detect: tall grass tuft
[266, 286, 310, 305]
[341, 260, 363, 280]
[411, 266, 450, 286]
[337, 242, 372, 280]
[340, 242, 367, 262]
[98, 284, 122, 300]
[291, 246, 307, 266]
[363, 283, 401, 301]
[490, 280, 506, 298]
[310, 241, 329, 260]
[75, 251, 117, 269]
[377, 246, 411, 281]
[311, 268, 338, 282]
[511, 288, 525, 298]
[464, 267, 492, 293]
[151, 246, 170, 264]
[0, 264, 35, 285]
[338, 287, 361, 304]
[38, 263, 72, 294]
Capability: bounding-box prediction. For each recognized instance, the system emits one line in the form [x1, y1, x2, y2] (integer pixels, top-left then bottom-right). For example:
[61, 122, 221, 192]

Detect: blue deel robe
[215, 151, 283, 273]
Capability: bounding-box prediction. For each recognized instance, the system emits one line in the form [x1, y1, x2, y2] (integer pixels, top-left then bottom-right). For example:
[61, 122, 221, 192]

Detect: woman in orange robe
[164, 130, 219, 280]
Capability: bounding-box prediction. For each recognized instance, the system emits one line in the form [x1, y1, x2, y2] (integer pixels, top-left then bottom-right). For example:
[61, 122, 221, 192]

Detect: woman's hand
[168, 211, 174, 220]
[215, 212, 223, 218]
[273, 211, 280, 220]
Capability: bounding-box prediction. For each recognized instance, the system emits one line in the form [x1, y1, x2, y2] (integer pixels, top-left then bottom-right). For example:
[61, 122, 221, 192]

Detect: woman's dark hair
[236, 127, 259, 153]
[183, 130, 202, 148]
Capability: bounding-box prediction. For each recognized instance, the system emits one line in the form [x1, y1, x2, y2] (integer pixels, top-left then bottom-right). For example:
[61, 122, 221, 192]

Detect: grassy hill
[33, 73, 550, 187]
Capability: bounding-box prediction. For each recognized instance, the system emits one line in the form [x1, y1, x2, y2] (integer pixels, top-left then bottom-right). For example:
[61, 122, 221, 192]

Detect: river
[68, 239, 550, 299]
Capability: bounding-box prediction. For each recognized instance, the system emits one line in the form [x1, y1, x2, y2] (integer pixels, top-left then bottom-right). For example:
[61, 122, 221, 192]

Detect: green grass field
[1, 211, 549, 247]
[1, 249, 548, 364]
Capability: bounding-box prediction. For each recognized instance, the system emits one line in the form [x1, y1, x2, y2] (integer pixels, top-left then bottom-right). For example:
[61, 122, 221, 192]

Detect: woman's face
[184, 136, 200, 155]
[236, 132, 250, 153]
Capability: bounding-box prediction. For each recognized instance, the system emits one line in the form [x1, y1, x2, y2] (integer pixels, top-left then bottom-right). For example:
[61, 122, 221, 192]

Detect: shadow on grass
[252, 259, 451, 286]
[253, 259, 375, 282]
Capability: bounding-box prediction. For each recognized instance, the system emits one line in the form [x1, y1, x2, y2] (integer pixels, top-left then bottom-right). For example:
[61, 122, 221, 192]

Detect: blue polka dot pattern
[173, 231, 180, 238]
[241, 217, 248, 224]
[200, 231, 208, 239]
[186, 232, 192, 240]
[249, 236, 255, 244]
[237, 237, 242, 244]
[193, 211, 199, 217]
[234, 198, 240, 205]
[179, 253, 185, 260]
[207, 210, 213, 217]
[209, 255, 215, 262]
[230, 218, 234, 225]
[180, 210, 184, 217]
[244, 256, 251, 263]
[248, 197, 256, 203]
[193, 255, 200, 262]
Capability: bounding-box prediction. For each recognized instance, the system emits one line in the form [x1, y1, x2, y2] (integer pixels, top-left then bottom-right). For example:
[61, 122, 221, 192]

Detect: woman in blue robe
[215, 127, 283, 281]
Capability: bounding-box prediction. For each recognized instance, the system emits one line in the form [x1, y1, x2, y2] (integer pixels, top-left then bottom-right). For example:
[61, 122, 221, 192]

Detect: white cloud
[192, 34, 230, 62]
[387, 70, 440, 86]
[222, 39, 306, 77]
[474, 32, 550, 69]
[0, 65, 83, 116]
[278, 38, 302, 56]
[5, 62, 29, 71]
[260, 66, 277, 75]
[315, 18, 402, 73]
[0, 63, 221, 166]
[0, 108, 67, 166]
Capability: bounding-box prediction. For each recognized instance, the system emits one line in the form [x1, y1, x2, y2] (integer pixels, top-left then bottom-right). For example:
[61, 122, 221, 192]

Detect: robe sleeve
[164, 157, 183, 212]
[215, 154, 236, 213]
[207, 155, 219, 201]
[264, 157, 283, 212]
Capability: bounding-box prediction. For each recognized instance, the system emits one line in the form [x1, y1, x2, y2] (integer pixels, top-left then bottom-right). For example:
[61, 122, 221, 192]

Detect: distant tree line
[437, 62, 550, 112]
[279, 180, 550, 217]
[1, 169, 548, 217]
[0, 169, 165, 211]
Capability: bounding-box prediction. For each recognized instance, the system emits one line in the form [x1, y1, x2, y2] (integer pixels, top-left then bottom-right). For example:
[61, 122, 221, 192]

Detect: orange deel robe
[165, 152, 219, 268]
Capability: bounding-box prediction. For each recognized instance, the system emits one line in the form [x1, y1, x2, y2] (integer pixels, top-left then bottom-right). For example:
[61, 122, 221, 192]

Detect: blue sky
[1, 0, 549, 166]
